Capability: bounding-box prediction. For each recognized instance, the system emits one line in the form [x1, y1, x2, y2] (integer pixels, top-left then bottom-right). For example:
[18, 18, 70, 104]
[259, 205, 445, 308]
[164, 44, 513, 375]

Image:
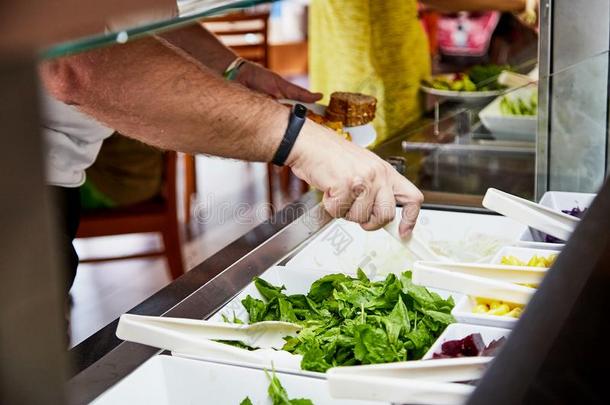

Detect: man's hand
[288, 121, 424, 237]
[236, 62, 322, 103]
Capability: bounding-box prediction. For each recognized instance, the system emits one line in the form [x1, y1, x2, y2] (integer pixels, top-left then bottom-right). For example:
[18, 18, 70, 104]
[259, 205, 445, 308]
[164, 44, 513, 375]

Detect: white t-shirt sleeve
[40, 88, 114, 187]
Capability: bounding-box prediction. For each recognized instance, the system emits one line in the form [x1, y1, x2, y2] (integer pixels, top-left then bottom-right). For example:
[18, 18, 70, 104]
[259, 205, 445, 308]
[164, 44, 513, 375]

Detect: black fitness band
[271, 103, 307, 166]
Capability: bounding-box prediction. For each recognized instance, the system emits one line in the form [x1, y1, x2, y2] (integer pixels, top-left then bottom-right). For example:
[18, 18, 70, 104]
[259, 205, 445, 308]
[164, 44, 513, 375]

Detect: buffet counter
[67, 189, 536, 404]
[67, 101, 538, 404]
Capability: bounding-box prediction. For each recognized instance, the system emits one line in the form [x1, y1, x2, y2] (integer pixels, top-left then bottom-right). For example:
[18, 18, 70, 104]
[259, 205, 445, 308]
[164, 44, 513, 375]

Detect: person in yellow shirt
[309, 0, 537, 144]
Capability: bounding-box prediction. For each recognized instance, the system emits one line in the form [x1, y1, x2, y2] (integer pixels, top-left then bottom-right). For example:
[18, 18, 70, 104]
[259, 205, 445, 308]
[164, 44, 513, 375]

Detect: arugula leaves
[266, 369, 314, 405]
[239, 271, 455, 372]
[239, 370, 313, 405]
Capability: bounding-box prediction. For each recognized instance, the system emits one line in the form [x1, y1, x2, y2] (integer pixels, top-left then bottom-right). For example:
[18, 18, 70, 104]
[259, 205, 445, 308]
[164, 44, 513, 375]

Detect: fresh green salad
[424, 64, 511, 92]
[240, 370, 313, 405]
[234, 270, 455, 372]
[499, 91, 538, 116]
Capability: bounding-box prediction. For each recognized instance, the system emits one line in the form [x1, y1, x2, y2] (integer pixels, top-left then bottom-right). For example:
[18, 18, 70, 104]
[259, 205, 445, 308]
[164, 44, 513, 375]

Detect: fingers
[360, 185, 396, 231]
[284, 84, 323, 103]
[344, 179, 376, 224]
[277, 76, 323, 103]
[322, 183, 356, 219]
[392, 174, 424, 238]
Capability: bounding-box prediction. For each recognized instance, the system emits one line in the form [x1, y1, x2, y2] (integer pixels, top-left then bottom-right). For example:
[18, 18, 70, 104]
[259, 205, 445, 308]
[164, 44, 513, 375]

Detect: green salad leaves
[500, 91, 538, 116]
[239, 270, 455, 372]
[239, 370, 313, 405]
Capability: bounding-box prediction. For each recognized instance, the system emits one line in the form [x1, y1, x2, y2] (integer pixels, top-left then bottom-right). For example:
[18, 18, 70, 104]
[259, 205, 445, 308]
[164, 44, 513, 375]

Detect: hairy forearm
[156, 24, 235, 75]
[40, 37, 286, 161]
[422, 0, 525, 12]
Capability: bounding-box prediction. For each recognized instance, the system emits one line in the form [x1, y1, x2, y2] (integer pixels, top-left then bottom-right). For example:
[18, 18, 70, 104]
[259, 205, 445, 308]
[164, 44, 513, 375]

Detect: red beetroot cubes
[433, 333, 505, 358]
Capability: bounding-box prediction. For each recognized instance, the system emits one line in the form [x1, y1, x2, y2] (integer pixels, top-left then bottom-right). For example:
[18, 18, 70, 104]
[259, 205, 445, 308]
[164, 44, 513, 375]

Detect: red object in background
[437, 12, 501, 58]
[419, 6, 441, 56]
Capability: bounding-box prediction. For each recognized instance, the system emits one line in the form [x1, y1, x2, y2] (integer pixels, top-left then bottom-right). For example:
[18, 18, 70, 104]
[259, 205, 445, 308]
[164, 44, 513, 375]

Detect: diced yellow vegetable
[475, 298, 494, 306]
[507, 307, 523, 318]
[501, 255, 526, 266]
[471, 298, 524, 317]
[489, 301, 503, 310]
[473, 304, 489, 314]
[488, 304, 510, 316]
[502, 253, 556, 268]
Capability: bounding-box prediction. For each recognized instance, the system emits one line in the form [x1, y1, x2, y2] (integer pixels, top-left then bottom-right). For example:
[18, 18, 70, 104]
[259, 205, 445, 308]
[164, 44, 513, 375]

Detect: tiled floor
[70, 157, 304, 346]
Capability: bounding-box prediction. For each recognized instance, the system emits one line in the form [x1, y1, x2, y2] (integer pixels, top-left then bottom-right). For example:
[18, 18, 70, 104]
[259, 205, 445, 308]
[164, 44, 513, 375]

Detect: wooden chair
[201, 10, 295, 209]
[76, 151, 185, 280]
[182, 153, 197, 224]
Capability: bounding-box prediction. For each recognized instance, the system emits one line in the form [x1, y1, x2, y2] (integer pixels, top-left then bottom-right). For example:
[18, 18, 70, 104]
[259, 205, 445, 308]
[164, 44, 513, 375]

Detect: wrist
[285, 121, 313, 169]
[272, 104, 308, 166]
[286, 120, 343, 170]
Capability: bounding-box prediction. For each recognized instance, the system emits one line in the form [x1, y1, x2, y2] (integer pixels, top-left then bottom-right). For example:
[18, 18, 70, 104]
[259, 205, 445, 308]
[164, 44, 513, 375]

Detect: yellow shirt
[309, 0, 431, 144]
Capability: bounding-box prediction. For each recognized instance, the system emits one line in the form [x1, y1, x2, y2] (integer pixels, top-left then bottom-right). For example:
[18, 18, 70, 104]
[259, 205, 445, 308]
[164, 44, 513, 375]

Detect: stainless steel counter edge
[67, 191, 329, 405]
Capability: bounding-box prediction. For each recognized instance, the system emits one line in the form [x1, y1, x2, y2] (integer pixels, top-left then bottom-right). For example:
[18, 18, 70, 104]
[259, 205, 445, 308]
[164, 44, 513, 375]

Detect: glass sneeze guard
[42, 0, 278, 59]
[374, 48, 610, 207]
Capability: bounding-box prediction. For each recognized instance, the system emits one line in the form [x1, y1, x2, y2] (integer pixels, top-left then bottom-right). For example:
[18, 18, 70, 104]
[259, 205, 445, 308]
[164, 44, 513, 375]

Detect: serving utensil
[497, 71, 537, 88]
[483, 188, 579, 241]
[384, 216, 448, 262]
[328, 356, 491, 382]
[413, 262, 535, 305]
[327, 357, 491, 405]
[414, 261, 547, 285]
[117, 314, 301, 351]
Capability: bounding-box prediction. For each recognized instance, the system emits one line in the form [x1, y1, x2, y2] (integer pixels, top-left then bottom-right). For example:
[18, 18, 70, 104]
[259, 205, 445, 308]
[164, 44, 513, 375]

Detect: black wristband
[271, 103, 307, 166]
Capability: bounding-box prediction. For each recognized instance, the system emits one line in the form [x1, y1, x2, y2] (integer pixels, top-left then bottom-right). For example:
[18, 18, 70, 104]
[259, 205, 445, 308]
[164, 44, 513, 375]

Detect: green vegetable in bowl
[238, 270, 455, 372]
[467, 64, 512, 90]
[239, 369, 314, 405]
[500, 91, 538, 116]
[424, 64, 512, 92]
[426, 74, 477, 92]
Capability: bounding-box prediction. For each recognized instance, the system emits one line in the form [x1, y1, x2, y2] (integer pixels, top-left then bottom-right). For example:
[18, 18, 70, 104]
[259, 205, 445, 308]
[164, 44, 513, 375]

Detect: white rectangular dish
[422, 323, 511, 360]
[286, 209, 527, 275]
[520, 191, 596, 242]
[452, 296, 519, 329]
[91, 355, 382, 405]
[478, 86, 537, 141]
[440, 247, 558, 329]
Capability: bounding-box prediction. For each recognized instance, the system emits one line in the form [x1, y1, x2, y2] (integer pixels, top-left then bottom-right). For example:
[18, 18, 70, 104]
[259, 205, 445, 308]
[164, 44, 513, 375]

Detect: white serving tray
[520, 191, 596, 242]
[286, 209, 527, 276]
[452, 296, 519, 329]
[478, 86, 537, 141]
[422, 323, 510, 360]
[91, 354, 381, 405]
[450, 246, 559, 329]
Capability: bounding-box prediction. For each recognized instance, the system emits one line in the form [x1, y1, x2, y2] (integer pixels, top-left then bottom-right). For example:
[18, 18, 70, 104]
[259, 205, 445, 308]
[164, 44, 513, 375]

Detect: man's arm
[41, 37, 286, 160]
[40, 37, 422, 235]
[156, 24, 235, 75]
[157, 24, 322, 102]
